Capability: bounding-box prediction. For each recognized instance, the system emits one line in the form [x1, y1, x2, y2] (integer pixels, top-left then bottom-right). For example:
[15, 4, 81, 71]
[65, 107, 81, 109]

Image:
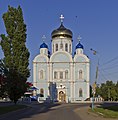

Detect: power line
[99, 64, 118, 71]
[101, 56, 118, 66]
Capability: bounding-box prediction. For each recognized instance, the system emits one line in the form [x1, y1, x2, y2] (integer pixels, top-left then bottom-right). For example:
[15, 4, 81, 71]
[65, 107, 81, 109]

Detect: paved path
[21, 104, 83, 120]
[0, 102, 117, 120]
[0, 102, 86, 120]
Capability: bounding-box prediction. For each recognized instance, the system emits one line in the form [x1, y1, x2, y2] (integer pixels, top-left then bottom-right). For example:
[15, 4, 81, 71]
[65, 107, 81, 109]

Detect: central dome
[51, 23, 73, 38]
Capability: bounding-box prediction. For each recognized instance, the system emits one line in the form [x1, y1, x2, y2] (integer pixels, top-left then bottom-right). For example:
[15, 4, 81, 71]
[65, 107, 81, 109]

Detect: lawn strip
[89, 105, 118, 118]
[0, 105, 28, 115]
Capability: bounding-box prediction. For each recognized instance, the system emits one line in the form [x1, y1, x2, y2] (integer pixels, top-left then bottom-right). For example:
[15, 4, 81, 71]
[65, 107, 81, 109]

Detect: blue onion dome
[40, 42, 48, 49]
[51, 23, 73, 38]
[76, 42, 84, 49]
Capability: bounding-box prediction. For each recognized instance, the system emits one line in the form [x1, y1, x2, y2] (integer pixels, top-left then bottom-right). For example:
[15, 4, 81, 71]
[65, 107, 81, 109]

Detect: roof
[76, 42, 84, 49]
[51, 23, 73, 38]
[40, 42, 48, 48]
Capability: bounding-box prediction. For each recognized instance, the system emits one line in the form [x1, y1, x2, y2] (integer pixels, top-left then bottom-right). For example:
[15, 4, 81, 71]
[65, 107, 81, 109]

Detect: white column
[86, 62, 90, 98]
[53, 43, 55, 53]
[68, 43, 69, 53]
[64, 43, 65, 51]
[47, 63, 50, 96]
[33, 63, 37, 86]
[50, 63, 52, 82]
[73, 62, 75, 101]
[33, 62, 37, 96]
[70, 63, 74, 102]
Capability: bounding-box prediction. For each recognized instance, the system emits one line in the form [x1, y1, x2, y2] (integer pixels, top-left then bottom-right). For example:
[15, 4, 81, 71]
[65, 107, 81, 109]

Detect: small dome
[76, 42, 84, 49]
[40, 42, 48, 49]
[51, 23, 73, 38]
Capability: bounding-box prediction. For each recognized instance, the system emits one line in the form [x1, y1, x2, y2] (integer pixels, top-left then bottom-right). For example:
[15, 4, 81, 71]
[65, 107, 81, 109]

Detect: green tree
[96, 80, 117, 101]
[115, 81, 118, 101]
[95, 85, 101, 97]
[0, 5, 30, 104]
[117, 81, 118, 100]
[0, 59, 8, 98]
[99, 83, 108, 100]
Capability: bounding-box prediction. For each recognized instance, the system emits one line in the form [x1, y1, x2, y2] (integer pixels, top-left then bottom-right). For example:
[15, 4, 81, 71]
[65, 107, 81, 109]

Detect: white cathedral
[33, 15, 90, 103]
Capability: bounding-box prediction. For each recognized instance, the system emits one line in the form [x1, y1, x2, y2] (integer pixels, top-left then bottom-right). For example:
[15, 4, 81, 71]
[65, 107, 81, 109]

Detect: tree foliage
[95, 80, 118, 101]
[0, 59, 8, 98]
[0, 6, 30, 104]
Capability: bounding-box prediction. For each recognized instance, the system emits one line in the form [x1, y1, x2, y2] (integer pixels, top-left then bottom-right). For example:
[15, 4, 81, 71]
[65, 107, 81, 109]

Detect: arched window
[54, 71, 57, 79]
[40, 88, 44, 97]
[40, 70, 43, 79]
[56, 44, 58, 51]
[79, 88, 83, 97]
[60, 72, 63, 79]
[65, 43, 68, 52]
[79, 70, 83, 79]
[65, 70, 68, 79]
[69, 44, 71, 53]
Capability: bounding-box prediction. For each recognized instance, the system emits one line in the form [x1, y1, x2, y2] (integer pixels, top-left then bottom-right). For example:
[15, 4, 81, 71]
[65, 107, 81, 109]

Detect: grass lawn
[91, 105, 118, 118]
[0, 105, 28, 115]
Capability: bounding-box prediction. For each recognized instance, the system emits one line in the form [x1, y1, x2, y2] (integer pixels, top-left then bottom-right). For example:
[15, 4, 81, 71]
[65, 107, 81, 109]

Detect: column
[68, 43, 69, 53]
[70, 62, 74, 102]
[73, 62, 75, 101]
[47, 63, 50, 96]
[33, 63, 37, 96]
[86, 62, 90, 98]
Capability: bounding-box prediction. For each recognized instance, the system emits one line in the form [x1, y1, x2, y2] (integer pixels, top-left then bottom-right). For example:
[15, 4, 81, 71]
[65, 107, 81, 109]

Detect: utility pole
[90, 48, 99, 110]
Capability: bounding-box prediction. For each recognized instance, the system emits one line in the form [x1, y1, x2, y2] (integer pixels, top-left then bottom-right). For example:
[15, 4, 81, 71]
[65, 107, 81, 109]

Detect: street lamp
[90, 48, 99, 110]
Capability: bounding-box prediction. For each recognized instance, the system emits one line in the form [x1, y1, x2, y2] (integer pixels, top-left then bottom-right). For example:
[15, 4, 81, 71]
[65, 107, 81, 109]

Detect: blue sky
[0, 0, 118, 84]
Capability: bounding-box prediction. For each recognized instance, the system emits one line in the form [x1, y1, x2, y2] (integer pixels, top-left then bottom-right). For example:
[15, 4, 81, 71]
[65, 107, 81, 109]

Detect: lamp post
[90, 48, 99, 110]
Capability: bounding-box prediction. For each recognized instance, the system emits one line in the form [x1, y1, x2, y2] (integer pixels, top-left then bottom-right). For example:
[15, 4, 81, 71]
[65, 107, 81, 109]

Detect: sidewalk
[74, 106, 117, 120]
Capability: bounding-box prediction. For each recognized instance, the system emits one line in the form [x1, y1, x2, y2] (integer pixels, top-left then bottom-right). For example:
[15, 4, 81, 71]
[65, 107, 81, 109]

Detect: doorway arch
[59, 91, 66, 102]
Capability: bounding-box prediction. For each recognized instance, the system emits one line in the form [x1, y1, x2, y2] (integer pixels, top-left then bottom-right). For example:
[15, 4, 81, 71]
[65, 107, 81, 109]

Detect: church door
[59, 91, 66, 102]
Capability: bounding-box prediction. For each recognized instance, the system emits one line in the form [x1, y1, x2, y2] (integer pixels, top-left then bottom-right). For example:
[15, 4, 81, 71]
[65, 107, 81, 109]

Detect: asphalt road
[0, 103, 90, 120]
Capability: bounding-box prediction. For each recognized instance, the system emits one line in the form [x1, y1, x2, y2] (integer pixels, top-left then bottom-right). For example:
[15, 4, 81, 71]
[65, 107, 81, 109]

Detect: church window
[65, 70, 68, 79]
[54, 71, 58, 79]
[60, 72, 63, 79]
[53, 44, 54, 52]
[79, 88, 83, 97]
[56, 44, 58, 51]
[69, 44, 71, 53]
[45, 49, 46, 54]
[40, 88, 44, 97]
[65, 43, 68, 52]
[79, 70, 83, 79]
[40, 70, 43, 79]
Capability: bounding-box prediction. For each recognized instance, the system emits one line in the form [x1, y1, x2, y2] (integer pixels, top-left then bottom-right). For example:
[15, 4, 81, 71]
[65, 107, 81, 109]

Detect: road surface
[0, 103, 90, 120]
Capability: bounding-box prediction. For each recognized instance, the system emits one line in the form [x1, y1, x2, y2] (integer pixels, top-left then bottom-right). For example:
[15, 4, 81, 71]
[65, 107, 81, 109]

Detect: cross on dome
[60, 14, 64, 23]
[77, 35, 82, 42]
[42, 35, 46, 42]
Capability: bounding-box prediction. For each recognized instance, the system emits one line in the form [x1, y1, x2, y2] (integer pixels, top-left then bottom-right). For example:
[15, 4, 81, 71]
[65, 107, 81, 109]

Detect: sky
[0, 0, 118, 85]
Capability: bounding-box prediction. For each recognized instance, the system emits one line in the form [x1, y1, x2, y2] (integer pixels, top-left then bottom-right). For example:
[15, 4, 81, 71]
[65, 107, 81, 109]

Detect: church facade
[33, 15, 90, 103]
